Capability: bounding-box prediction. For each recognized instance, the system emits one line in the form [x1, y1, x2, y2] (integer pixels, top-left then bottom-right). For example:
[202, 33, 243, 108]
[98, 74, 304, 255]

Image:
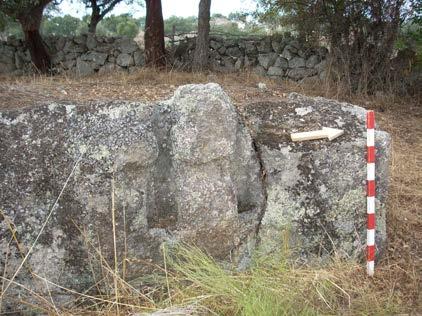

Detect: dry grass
[0, 69, 421, 314]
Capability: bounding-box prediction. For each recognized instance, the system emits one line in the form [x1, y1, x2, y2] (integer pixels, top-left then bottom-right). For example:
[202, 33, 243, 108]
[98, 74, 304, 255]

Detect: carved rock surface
[242, 93, 390, 261]
[0, 85, 390, 312]
[0, 83, 264, 310]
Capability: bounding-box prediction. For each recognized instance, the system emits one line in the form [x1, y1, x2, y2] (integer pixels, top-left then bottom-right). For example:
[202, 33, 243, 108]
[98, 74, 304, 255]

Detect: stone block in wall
[63, 40, 86, 53]
[315, 59, 327, 74]
[298, 49, 306, 58]
[64, 52, 78, 61]
[306, 55, 320, 68]
[0, 45, 16, 73]
[271, 40, 284, 54]
[253, 65, 266, 76]
[51, 51, 65, 65]
[267, 66, 284, 77]
[133, 50, 145, 66]
[218, 46, 226, 54]
[287, 68, 317, 80]
[226, 46, 242, 58]
[257, 39, 272, 53]
[221, 56, 235, 72]
[116, 37, 139, 54]
[274, 56, 288, 69]
[0, 60, 16, 74]
[76, 58, 96, 76]
[117, 53, 134, 67]
[258, 53, 278, 69]
[234, 57, 243, 70]
[63, 59, 76, 70]
[86, 34, 97, 50]
[73, 34, 87, 45]
[224, 38, 238, 48]
[318, 46, 329, 58]
[289, 39, 300, 50]
[210, 40, 221, 50]
[0, 45, 15, 63]
[281, 47, 293, 60]
[81, 52, 108, 66]
[245, 41, 257, 55]
[289, 56, 306, 68]
[284, 43, 298, 54]
[55, 37, 67, 51]
[6, 36, 22, 47]
[98, 63, 121, 75]
[244, 55, 256, 68]
[95, 43, 112, 53]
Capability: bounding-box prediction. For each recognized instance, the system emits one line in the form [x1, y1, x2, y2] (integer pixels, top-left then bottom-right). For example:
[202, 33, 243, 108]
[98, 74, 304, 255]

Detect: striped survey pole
[366, 110, 376, 276]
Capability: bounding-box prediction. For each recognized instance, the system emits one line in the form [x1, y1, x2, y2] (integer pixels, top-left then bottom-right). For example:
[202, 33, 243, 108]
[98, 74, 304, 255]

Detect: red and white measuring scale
[366, 110, 376, 276]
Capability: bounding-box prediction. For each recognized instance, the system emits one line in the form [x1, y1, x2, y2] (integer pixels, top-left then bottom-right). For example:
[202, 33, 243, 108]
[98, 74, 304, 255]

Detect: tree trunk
[18, 4, 50, 73]
[144, 0, 165, 67]
[88, 6, 101, 34]
[192, 0, 211, 72]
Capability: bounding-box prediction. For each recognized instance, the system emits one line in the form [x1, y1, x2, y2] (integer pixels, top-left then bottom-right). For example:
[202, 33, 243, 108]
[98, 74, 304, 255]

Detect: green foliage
[162, 244, 401, 315]
[164, 15, 197, 36]
[0, 0, 52, 19]
[0, 12, 23, 38]
[95, 13, 141, 37]
[41, 14, 81, 36]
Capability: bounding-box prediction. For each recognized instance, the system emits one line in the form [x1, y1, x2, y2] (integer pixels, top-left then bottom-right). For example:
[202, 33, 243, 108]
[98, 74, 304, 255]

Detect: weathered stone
[289, 57, 306, 68]
[218, 46, 226, 55]
[210, 40, 221, 50]
[234, 57, 243, 70]
[271, 40, 284, 53]
[274, 57, 288, 69]
[73, 34, 87, 45]
[288, 40, 300, 51]
[55, 37, 67, 51]
[244, 41, 257, 55]
[51, 51, 65, 65]
[318, 46, 329, 58]
[0, 45, 16, 73]
[116, 53, 134, 67]
[86, 34, 97, 50]
[257, 39, 272, 53]
[226, 46, 242, 57]
[76, 58, 96, 76]
[0, 84, 264, 311]
[81, 52, 108, 66]
[116, 37, 139, 54]
[281, 47, 293, 60]
[253, 65, 267, 76]
[315, 60, 327, 73]
[133, 50, 145, 66]
[242, 93, 390, 261]
[0, 45, 15, 63]
[267, 66, 284, 77]
[95, 43, 112, 53]
[63, 40, 86, 53]
[258, 53, 278, 69]
[98, 63, 120, 74]
[244, 55, 256, 68]
[65, 52, 79, 61]
[62, 59, 76, 70]
[306, 55, 320, 68]
[287, 68, 317, 80]
[221, 56, 235, 72]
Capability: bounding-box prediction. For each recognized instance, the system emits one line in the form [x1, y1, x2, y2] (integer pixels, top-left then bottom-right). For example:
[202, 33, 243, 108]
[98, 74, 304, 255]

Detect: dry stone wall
[0, 34, 145, 76]
[172, 35, 328, 80]
[0, 34, 327, 81]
